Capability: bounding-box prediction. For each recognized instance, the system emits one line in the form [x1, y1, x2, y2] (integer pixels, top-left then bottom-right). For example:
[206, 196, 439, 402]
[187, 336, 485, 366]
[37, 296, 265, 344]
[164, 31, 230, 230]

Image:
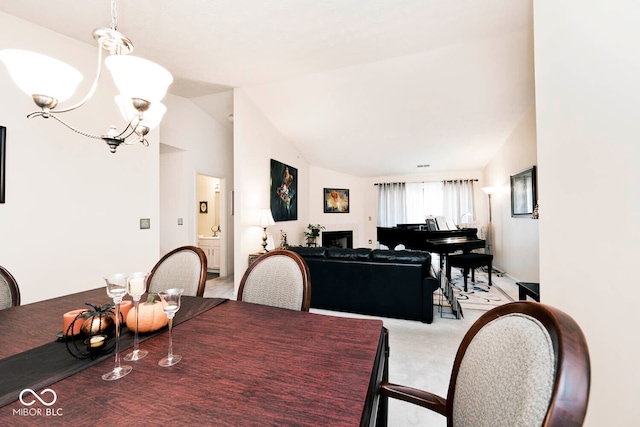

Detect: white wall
[233, 88, 309, 292]
[308, 166, 369, 247]
[159, 94, 233, 275]
[483, 105, 539, 282]
[534, 1, 640, 425]
[0, 12, 159, 303]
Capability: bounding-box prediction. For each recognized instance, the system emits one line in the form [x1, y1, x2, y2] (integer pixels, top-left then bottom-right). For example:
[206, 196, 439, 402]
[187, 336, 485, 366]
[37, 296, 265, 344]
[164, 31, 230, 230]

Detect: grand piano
[377, 224, 482, 253]
[377, 223, 486, 271]
[377, 223, 485, 319]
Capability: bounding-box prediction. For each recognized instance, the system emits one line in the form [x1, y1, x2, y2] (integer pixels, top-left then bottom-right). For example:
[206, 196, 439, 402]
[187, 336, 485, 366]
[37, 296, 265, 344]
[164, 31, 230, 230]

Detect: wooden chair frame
[380, 301, 591, 427]
[0, 265, 21, 308]
[146, 246, 208, 297]
[238, 249, 312, 311]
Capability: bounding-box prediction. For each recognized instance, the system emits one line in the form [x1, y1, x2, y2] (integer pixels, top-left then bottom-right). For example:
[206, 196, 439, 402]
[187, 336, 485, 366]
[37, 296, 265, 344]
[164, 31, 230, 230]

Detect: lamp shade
[258, 209, 275, 227]
[105, 54, 173, 102]
[481, 186, 497, 195]
[0, 49, 83, 102]
[115, 95, 167, 130]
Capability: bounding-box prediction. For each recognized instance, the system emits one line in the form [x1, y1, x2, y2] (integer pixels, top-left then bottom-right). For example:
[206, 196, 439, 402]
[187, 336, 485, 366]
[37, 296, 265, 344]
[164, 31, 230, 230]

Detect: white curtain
[443, 180, 475, 225]
[377, 183, 407, 227]
[406, 181, 443, 223]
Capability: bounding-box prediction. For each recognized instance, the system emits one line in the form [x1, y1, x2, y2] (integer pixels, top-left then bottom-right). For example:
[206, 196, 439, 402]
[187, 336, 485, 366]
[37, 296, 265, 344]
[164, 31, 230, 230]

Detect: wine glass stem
[133, 299, 140, 351]
[167, 315, 174, 360]
[113, 300, 122, 371]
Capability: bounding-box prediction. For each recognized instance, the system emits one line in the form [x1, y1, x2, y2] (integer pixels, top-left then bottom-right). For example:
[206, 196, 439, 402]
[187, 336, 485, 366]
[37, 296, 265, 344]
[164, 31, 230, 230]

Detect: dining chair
[237, 249, 311, 311]
[147, 246, 207, 297]
[0, 265, 21, 309]
[380, 301, 591, 427]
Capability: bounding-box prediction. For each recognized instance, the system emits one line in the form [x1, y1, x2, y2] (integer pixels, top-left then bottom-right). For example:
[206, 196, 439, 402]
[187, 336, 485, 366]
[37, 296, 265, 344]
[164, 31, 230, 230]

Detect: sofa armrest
[421, 277, 440, 324]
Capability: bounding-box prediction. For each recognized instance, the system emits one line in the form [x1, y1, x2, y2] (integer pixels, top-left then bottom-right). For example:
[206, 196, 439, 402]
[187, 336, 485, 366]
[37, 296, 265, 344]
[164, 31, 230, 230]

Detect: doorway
[197, 174, 225, 276]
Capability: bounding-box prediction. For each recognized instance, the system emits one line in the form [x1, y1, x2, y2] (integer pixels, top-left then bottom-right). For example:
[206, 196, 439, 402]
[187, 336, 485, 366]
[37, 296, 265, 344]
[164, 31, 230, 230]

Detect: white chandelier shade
[0, 0, 173, 153]
[115, 95, 167, 130]
[105, 55, 173, 103]
[0, 49, 83, 103]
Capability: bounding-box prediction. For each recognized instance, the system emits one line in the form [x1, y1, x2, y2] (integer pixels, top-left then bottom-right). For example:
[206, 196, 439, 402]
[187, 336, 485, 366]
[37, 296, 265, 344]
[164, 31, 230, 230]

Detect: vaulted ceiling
[0, 0, 534, 177]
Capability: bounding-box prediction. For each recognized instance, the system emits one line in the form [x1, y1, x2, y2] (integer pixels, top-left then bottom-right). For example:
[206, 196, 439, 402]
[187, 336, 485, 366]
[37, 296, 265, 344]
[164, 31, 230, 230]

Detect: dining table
[0, 287, 389, 426]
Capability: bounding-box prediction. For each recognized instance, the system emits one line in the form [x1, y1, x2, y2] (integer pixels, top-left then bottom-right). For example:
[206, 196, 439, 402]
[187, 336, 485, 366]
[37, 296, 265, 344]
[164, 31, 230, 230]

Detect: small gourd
[125, 293, 168, 333]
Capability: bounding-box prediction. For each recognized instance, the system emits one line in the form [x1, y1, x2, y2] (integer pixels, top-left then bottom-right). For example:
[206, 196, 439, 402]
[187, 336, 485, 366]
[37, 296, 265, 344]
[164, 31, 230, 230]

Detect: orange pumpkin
[125, 294, 168, 333]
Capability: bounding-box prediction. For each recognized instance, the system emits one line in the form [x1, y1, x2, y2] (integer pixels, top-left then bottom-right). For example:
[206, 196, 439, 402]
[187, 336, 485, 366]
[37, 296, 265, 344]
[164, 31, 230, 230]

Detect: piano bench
[446, 253, 494, 292]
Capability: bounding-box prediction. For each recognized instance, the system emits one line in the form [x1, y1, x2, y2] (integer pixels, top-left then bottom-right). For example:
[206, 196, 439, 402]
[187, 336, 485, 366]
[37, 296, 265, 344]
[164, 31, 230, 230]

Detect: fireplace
[322, 231, 353, 249]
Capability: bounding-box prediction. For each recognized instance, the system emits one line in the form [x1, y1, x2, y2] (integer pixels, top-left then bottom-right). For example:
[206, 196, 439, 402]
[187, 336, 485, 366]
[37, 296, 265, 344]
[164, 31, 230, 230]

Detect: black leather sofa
[288, 246, 440, 323]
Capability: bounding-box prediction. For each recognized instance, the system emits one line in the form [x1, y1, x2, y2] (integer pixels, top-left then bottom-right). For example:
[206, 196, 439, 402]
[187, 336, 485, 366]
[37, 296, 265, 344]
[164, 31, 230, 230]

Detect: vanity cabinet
[198, 238, 220, 272]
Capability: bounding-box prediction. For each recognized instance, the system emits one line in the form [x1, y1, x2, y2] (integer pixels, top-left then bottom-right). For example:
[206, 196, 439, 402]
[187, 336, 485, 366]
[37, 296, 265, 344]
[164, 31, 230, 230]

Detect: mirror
[510, 166, 537, 217]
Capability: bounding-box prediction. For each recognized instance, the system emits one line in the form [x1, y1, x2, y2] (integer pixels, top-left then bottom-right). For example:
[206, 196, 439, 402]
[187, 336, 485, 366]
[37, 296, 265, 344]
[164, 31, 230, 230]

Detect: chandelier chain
[111, 0, 118, 30]
[28, 112, 103, 139]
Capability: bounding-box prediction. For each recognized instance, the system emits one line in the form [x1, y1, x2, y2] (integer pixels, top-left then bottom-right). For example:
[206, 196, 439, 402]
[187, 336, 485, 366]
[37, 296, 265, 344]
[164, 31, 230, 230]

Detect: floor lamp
[481, 187, 496, 255]
[258, 208, 275, 254]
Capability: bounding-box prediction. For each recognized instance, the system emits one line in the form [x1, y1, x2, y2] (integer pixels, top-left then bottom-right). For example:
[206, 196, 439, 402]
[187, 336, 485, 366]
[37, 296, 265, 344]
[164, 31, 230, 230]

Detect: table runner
[0, 297, 226, 407]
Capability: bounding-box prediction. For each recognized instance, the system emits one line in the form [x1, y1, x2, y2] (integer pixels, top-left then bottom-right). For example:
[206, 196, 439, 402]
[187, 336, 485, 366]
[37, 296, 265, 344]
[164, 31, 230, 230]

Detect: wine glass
[157, 288, 184, 367]
[124, 271, 149, 361]
[102, 273, 132, 381]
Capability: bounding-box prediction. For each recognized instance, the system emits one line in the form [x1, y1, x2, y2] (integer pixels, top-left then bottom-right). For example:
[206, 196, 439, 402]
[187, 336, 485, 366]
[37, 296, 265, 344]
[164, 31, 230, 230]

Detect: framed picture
[199, 201, 208, 214]
[270, 159, 298, 221]
[0, 126, 5, 204]
[323, 188, 349, 213]
[510, 166, 537, 217]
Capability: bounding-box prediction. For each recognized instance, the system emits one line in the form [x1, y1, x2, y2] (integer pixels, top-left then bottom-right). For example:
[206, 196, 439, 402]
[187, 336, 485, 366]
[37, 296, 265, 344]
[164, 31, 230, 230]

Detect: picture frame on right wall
[510, 165, 537, 217]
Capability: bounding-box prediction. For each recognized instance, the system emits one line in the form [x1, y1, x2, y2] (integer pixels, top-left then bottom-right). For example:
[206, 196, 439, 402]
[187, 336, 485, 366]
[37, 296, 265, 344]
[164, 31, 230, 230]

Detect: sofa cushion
[370, 249, 431, 264]
[288, 246, 327, 258]
[326, 248, 372, 260]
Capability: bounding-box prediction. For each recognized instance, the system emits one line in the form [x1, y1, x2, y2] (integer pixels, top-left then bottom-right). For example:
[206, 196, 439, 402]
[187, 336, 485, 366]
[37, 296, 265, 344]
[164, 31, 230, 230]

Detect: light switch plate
[140, 218, 150, 229]
[178, 218, 183, 225]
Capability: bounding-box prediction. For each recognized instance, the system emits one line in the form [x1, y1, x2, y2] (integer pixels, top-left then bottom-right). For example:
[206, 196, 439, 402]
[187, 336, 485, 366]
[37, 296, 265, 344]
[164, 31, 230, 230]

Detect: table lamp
[258, 209, 275, 253]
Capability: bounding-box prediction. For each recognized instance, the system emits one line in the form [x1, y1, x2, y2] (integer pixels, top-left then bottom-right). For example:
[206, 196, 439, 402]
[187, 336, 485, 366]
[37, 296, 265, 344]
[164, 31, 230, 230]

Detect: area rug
[436, 267, 517, 316]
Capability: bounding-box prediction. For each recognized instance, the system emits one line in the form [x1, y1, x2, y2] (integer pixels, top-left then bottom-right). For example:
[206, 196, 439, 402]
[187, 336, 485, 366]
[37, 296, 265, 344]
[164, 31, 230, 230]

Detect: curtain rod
[374, 179, 478, 185]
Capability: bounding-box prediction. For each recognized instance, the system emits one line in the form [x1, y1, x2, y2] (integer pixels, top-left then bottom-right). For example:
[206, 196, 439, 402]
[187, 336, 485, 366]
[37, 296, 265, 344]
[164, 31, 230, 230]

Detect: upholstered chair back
[380, 301, 591, 427]
[147, 246, 207, 297]
[451, 313, 555, 426]
[238, 250, 311, 311]
[0, 265, 21, 310]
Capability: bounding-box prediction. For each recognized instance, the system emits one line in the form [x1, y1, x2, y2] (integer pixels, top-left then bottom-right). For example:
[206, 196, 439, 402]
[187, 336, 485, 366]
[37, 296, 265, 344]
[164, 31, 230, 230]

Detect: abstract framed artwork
[510, 165, 537, 217]
[0, 126, 5, 204]
[324, 188, 349, 213]
[270, 159, 298, 221]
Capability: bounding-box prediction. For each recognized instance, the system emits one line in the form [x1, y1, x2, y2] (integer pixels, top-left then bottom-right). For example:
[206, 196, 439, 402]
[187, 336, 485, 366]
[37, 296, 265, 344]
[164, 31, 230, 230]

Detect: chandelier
[0, 0, 173, 153]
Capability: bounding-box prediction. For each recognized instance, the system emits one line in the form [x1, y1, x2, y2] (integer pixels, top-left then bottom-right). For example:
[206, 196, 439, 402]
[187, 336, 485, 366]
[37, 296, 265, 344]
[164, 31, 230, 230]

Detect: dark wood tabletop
[0, 287, 113, 359]
[0, 289, 388, 426]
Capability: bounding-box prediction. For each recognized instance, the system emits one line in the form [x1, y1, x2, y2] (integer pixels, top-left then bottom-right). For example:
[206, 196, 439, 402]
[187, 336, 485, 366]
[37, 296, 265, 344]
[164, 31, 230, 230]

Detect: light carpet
[437, 267, 518, 317]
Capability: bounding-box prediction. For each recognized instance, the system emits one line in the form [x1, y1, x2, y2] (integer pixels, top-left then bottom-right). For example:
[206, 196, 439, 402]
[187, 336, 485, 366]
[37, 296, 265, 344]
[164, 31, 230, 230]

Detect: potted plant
[304, 223, 325, 246]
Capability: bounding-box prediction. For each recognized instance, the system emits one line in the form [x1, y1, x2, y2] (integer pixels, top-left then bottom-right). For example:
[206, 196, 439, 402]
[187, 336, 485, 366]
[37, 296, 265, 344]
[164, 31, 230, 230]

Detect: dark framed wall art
[270, 159, 298, 221]
[324, 188, 349, 213]
[510, 166, 537, 217]
[0, 126, 5, 204]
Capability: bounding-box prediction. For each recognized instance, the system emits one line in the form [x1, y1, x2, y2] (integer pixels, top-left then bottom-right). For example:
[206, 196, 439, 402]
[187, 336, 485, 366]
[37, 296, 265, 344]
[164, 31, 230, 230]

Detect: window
[406, 182, 443, 223]
[378, 180, 475, 227]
